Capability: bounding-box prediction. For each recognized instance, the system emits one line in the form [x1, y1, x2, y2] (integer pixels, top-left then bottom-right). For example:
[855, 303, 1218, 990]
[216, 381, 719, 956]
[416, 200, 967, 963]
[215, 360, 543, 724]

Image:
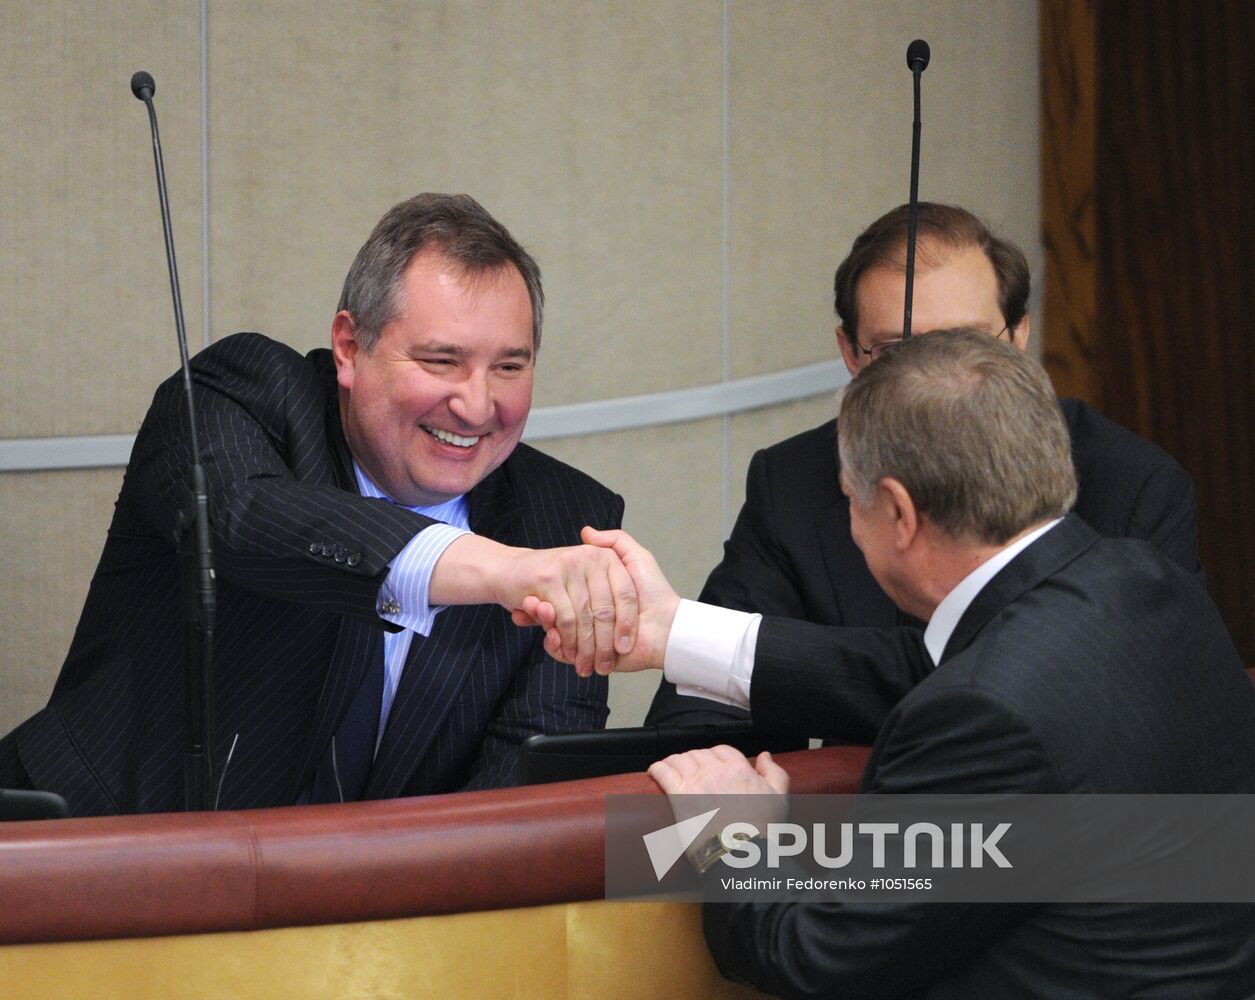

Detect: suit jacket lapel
[816, 499, 852, 609]
[290, 359, 382, 799]
[365, 461, 523, 799]
[939, 514, 1099, 664]
[291, 620, 381, 800]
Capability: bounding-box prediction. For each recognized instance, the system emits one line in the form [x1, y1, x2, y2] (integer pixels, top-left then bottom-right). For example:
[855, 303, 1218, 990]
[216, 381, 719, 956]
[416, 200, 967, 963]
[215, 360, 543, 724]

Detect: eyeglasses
[854, 323, 1013, 362]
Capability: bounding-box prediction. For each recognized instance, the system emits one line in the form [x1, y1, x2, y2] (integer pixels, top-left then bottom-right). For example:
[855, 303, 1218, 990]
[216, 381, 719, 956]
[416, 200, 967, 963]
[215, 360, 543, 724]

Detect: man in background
[0, 193, 637, 815]
[647, 203, 1201, 735]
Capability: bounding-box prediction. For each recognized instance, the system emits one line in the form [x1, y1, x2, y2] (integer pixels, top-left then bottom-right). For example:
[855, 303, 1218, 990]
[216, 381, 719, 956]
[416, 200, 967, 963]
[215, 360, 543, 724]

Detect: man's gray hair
[337, 193, 544, 351]
[838, 328, 1077, 545]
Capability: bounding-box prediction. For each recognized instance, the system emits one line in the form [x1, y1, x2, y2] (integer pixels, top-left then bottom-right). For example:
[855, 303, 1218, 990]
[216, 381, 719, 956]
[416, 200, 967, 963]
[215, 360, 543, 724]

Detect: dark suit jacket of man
[4, 333, 620, 816]
[648, 401, 1202, 733]
[704, 516, 1255, 999]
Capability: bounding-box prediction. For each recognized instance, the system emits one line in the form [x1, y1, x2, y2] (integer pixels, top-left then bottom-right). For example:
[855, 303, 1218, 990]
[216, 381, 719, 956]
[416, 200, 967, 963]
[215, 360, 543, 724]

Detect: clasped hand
[434, 531, 638, 676]
[514, 526, 680, 676]
[501, 539, 639, 676]
[650, 746, 790, 865]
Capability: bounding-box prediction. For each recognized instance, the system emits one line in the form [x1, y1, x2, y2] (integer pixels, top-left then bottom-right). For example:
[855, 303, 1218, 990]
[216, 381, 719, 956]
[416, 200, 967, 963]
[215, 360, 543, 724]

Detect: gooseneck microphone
[131, 70, 217, 812]
[902, 39, 931, 340]
[907, 38, 931, 73]
[130, 69, 155, 101]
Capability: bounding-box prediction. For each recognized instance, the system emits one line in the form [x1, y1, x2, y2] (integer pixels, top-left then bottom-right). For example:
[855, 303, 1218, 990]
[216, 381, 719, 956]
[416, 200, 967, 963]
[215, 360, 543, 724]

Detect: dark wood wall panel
[1043, 0, 1255, 663]
[1041, 0, 1099, 404]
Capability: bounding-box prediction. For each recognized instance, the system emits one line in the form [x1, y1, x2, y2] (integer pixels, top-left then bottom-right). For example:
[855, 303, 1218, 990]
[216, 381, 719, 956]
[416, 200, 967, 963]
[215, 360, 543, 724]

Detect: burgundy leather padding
[0, 745, 870, 945]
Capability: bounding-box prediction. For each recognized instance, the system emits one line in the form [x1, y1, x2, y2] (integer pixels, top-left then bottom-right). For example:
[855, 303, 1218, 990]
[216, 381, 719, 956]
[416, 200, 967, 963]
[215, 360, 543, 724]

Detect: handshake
[514, 527, 680, 677]
[508, 529, 791, 809]
[495, 528, 788, 806]
[433, 527, 678, 677]
[435, 523, 787, 816]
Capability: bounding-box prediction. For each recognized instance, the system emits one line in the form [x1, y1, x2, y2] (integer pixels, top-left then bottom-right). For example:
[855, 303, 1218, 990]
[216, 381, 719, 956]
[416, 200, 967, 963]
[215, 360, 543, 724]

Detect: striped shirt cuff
[377, 523, 470, 636]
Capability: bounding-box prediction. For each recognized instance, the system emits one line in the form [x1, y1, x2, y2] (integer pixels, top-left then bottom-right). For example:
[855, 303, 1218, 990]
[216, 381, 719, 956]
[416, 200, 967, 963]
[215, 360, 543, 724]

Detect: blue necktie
[307, 639, 385, 803]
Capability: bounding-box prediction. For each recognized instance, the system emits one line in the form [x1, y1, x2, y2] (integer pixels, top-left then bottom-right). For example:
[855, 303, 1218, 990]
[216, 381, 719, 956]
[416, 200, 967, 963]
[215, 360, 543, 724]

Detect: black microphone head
[131, 71, 156, 101]
[907, 39, 931, 72]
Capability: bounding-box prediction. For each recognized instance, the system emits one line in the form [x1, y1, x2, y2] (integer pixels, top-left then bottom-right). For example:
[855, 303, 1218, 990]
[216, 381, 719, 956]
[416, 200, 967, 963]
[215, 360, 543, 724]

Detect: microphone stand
[903, 39, 931, 340]
[131, 71, 216, 812]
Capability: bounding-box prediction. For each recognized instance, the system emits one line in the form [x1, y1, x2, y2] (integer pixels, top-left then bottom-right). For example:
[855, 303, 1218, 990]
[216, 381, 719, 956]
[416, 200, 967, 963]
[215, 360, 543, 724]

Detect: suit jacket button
[347, 552, 361, 567]
[333, 547, 348, 563]
[321, 543, 334, 557]
[308, 541, 320, 554]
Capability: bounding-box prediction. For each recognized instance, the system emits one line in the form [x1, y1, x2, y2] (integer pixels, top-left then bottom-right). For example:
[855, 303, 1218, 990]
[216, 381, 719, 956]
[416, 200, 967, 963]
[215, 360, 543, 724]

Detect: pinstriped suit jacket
[705, 515, 1255, 997]
[11, 333, 620, 816]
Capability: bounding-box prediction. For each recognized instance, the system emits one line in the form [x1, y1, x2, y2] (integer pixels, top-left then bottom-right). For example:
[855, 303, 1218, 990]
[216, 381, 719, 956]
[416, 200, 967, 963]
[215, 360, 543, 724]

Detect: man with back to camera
[646, 202, 1202, 736]
[554, 330, 1255, 997]
[0, 193, 639, 815]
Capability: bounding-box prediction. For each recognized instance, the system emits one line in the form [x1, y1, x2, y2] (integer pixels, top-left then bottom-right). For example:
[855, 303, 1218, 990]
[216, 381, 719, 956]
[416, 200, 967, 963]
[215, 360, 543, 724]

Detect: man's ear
[1008, 313, 1031, 353]
[837, 325, 862, 377]
[881, 477, 919, 550]
[331, 311, 361, 391]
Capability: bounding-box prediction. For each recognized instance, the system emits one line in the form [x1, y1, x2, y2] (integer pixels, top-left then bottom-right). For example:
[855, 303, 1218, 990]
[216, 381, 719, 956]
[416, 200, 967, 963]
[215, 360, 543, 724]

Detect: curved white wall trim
[0, 435, 138, 473]
[524, 359, 845, 440]
[0, 360, 848, 473]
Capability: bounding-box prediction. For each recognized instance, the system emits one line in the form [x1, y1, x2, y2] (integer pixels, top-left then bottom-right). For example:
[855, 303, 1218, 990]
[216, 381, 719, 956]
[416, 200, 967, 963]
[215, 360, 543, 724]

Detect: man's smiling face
[333, 248, 534, 506]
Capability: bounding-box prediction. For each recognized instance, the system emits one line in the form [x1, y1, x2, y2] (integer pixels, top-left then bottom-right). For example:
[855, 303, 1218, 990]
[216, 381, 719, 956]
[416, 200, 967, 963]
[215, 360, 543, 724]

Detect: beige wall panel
[727, 393, 843, 519]
[727, 0, 1041, 382]
[537, 418, 725, 727]
[0, 469, 122, 733]
[206, 1, 725, 408]
[0, 2, 204, 439]
[608, 668, 669, 731]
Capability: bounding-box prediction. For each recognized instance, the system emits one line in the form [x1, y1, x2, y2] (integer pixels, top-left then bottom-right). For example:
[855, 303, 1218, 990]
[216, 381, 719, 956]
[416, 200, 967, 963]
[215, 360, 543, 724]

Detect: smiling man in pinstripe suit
[0, 193, 637, 815]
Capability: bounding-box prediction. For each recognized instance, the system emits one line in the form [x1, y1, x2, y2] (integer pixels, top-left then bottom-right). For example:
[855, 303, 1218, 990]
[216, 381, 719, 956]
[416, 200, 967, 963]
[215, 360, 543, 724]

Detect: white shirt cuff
[376, 523, 470, 636]
[663, 599, 760, 710]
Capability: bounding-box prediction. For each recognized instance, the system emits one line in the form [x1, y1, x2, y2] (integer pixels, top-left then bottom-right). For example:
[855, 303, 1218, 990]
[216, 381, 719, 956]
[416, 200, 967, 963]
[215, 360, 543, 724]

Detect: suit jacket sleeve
[126, 333, 438, 622]
[748, 617, 933, 744]
[701, 448, 815, 617]
[1124, 452, 1202, 583]
[646, 448, 806, 725]
[1064, 398, 1203, 583]
[703, 685, 1053, 999]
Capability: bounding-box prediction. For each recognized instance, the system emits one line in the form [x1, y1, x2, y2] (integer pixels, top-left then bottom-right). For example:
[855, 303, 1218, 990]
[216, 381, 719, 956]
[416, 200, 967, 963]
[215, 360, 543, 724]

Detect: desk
[0, 745, 870, 999]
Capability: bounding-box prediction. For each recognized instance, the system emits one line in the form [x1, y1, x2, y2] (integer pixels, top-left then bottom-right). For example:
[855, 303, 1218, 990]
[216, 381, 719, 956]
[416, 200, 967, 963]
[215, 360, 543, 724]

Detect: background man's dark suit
[648, 400, 1202, 732]
[2, 333, 619, 815]
[704, 515, 1255, 999]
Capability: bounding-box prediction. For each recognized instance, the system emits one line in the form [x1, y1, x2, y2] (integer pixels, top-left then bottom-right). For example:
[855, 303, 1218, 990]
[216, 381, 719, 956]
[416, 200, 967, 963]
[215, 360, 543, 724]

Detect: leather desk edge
[0, 744, 871, 945]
